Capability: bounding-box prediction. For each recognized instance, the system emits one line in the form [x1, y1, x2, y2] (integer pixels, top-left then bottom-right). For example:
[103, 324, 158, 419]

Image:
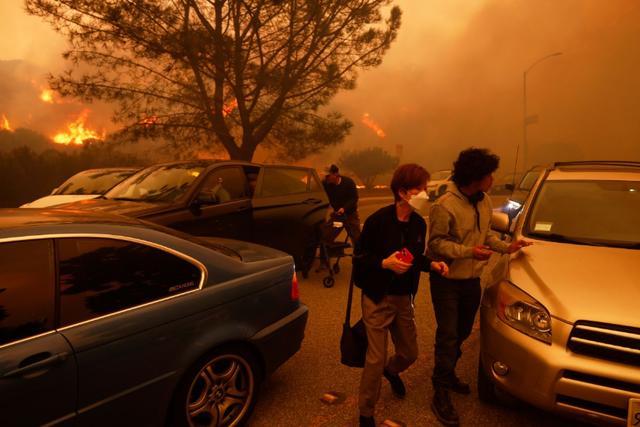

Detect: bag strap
[344, 268, 356, 326]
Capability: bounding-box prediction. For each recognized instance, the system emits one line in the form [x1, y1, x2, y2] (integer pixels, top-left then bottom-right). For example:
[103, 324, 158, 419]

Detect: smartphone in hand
[396, 248, 414, 264]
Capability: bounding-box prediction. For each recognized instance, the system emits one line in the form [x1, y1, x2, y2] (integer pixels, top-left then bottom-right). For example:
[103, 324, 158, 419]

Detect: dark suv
[62, 160, 329, 273]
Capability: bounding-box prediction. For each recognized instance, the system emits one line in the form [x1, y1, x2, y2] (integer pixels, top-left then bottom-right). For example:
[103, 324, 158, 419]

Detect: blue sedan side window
[57, 238, 202, 327]
[0, 240, 55, 346]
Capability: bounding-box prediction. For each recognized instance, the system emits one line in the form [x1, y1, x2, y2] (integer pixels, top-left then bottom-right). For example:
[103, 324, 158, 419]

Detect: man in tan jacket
[427, 148, 530, 426]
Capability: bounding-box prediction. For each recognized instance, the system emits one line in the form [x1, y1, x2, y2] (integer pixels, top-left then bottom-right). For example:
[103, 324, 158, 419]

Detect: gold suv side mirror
[491, 210, 511, 234]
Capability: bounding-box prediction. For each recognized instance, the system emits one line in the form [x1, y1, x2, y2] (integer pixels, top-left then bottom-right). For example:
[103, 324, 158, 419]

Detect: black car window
[0, 240, 55, 346]
[261, 168, 309, 197]
[57, 238, 202, 326]
[199, 167, 248, 203]
[308, 172, 321, 192]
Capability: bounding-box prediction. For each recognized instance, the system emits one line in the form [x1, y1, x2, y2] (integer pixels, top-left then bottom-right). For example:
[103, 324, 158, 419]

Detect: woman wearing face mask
[353, 163, 449, 427]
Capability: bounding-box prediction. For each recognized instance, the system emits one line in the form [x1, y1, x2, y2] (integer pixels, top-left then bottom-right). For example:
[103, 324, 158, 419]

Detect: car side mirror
[195, 191, 219, 206]
[505, 183, 515, 192]
[491, 211, 511, 234]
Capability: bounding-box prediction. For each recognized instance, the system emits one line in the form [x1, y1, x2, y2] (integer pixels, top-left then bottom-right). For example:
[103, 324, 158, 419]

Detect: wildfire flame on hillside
[1, 114, 12, 131]
[40, 89, 55, 104]
[53, 110, 103, 145]
[361, 113, 386, 138]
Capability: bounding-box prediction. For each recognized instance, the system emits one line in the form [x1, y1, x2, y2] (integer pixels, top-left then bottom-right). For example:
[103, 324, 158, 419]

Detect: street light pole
[520, 51, 563, 173]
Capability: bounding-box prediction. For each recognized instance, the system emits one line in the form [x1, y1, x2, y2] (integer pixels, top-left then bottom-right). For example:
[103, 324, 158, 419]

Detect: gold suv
[480, 161, 640, 426]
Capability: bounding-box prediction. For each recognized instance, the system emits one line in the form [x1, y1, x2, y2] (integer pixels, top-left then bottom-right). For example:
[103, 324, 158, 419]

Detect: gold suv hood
[508, 240, 640, 327]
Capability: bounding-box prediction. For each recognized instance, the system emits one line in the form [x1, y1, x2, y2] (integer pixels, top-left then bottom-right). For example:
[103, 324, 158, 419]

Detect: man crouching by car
[354, 164, 449, 427]
[427, 148, 531, 426]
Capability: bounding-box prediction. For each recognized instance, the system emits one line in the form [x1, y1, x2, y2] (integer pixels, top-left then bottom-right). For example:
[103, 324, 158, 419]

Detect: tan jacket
[428, 187, 510, 279]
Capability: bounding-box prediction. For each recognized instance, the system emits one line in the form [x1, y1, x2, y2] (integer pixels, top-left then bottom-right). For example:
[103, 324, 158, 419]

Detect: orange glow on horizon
[53, 110, 103, 145]
[361, 113, 386, 138]
[140, 116, 158, 127]
[222, 99, 238, 117]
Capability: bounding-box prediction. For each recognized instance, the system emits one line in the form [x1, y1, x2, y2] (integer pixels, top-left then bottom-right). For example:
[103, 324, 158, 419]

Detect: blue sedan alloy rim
[186, 354, 255, 427]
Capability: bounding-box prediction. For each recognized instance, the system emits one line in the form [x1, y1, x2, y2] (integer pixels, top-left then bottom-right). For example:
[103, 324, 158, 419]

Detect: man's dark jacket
[353, 204, 432, 303]
[323, 176, 358, 214]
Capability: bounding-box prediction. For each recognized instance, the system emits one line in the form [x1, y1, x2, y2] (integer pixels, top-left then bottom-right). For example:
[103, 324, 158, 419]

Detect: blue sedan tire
[170, 346, 262, 427]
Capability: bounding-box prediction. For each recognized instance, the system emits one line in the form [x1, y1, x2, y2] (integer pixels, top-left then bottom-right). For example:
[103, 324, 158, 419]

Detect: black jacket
[353, 204, 431, 303]
[323, 176, 358, 214]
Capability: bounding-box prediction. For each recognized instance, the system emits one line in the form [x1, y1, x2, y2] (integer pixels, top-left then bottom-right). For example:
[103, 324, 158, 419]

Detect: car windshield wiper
[601, 242, 640, 250]
[527, 232, 608, 246]
[109, 197, 144, 202]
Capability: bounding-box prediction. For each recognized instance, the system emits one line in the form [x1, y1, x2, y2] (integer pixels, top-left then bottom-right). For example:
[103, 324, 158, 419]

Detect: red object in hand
[396, 248, 414, 263]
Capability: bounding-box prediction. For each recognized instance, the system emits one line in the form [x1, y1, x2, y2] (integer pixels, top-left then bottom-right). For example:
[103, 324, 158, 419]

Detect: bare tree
[26, 0, 402, 161]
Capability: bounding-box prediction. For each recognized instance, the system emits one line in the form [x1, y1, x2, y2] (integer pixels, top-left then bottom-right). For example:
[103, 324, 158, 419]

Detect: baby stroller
[317, 213, 355, 288]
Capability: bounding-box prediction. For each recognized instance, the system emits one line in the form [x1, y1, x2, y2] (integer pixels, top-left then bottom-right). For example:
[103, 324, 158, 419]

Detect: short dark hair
[390, 164, 430, 201]
[328, 164, 339, 174]
[452, 148, 500, 187]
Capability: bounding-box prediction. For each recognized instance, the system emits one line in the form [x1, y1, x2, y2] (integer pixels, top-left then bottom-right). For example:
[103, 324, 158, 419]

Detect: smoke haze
[1, 0, 639, 175]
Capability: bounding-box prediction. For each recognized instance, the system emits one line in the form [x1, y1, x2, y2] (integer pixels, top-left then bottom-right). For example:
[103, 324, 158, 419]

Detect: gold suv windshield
[525, 179, 640, 248]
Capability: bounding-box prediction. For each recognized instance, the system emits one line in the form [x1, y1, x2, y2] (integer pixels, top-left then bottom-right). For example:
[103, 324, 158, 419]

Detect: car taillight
[291, 271, 300, 301]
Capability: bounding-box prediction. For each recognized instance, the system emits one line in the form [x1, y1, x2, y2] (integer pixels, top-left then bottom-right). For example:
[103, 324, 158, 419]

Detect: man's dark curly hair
[452, 148, 500, 187]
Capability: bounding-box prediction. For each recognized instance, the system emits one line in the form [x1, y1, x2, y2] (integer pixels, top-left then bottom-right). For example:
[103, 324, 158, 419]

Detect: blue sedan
[0, 209, 308, 426]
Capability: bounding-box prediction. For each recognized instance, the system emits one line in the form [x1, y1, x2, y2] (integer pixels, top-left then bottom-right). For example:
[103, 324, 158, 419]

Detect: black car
[61, 160, 329, 273]
[0, 208, 307, 426]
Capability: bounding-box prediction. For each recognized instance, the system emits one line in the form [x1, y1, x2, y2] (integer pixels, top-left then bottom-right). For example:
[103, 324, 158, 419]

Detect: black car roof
[145, 159, 313, 170]
[0, 208, 144, 232]
[76, 167, 139, 173]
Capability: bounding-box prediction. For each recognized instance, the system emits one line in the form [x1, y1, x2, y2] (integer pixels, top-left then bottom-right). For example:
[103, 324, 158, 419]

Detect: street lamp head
[525, 51, 564, 73]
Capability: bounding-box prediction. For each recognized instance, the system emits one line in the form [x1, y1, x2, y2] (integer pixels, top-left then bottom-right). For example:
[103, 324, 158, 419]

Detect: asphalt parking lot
[248, 198, 590, 427]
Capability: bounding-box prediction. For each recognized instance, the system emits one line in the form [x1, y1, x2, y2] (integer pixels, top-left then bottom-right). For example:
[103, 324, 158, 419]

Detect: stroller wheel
[332, 264, 341, 274]
[323, 276, 335, 288]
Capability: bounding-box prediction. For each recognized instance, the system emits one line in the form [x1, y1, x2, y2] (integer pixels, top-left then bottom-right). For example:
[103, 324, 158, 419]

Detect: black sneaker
[383, 368, 406, 398]
[448, 377, 471, 395]
[431, 387, 460, 426]
[359, 415, 375, 427]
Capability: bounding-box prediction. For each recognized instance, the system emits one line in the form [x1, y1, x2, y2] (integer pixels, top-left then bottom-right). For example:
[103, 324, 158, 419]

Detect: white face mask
[407, 190, 429, 214]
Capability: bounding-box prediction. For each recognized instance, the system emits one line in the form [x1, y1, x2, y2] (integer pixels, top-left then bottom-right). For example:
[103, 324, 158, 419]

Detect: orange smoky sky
[333, 0, 640, 174]
[0, 1, 65, 69]
[1, 0, 640, 173]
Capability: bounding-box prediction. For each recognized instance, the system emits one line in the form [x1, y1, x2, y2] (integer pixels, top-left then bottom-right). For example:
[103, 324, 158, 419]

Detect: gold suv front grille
[568, 321, 640, 367]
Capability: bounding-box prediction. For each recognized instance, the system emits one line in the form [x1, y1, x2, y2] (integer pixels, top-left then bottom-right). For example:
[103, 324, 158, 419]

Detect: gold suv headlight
[496, 281, 552, 344]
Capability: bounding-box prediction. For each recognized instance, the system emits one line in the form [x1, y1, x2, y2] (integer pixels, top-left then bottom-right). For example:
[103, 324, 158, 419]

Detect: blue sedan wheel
[178, 349, 259, 427]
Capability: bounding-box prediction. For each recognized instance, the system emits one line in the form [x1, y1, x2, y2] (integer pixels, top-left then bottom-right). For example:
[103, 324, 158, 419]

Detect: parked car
[499, 165, 545, 219]
[59, 160, 329, 274]
[480, 161, 640, 426]
[427, 169, 452, 200]
[0, 208, 307, 426]
[20, 167, 138, 208]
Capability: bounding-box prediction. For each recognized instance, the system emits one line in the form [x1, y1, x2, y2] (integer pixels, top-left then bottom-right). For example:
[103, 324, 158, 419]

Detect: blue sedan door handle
[2, 352, 69, 379]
